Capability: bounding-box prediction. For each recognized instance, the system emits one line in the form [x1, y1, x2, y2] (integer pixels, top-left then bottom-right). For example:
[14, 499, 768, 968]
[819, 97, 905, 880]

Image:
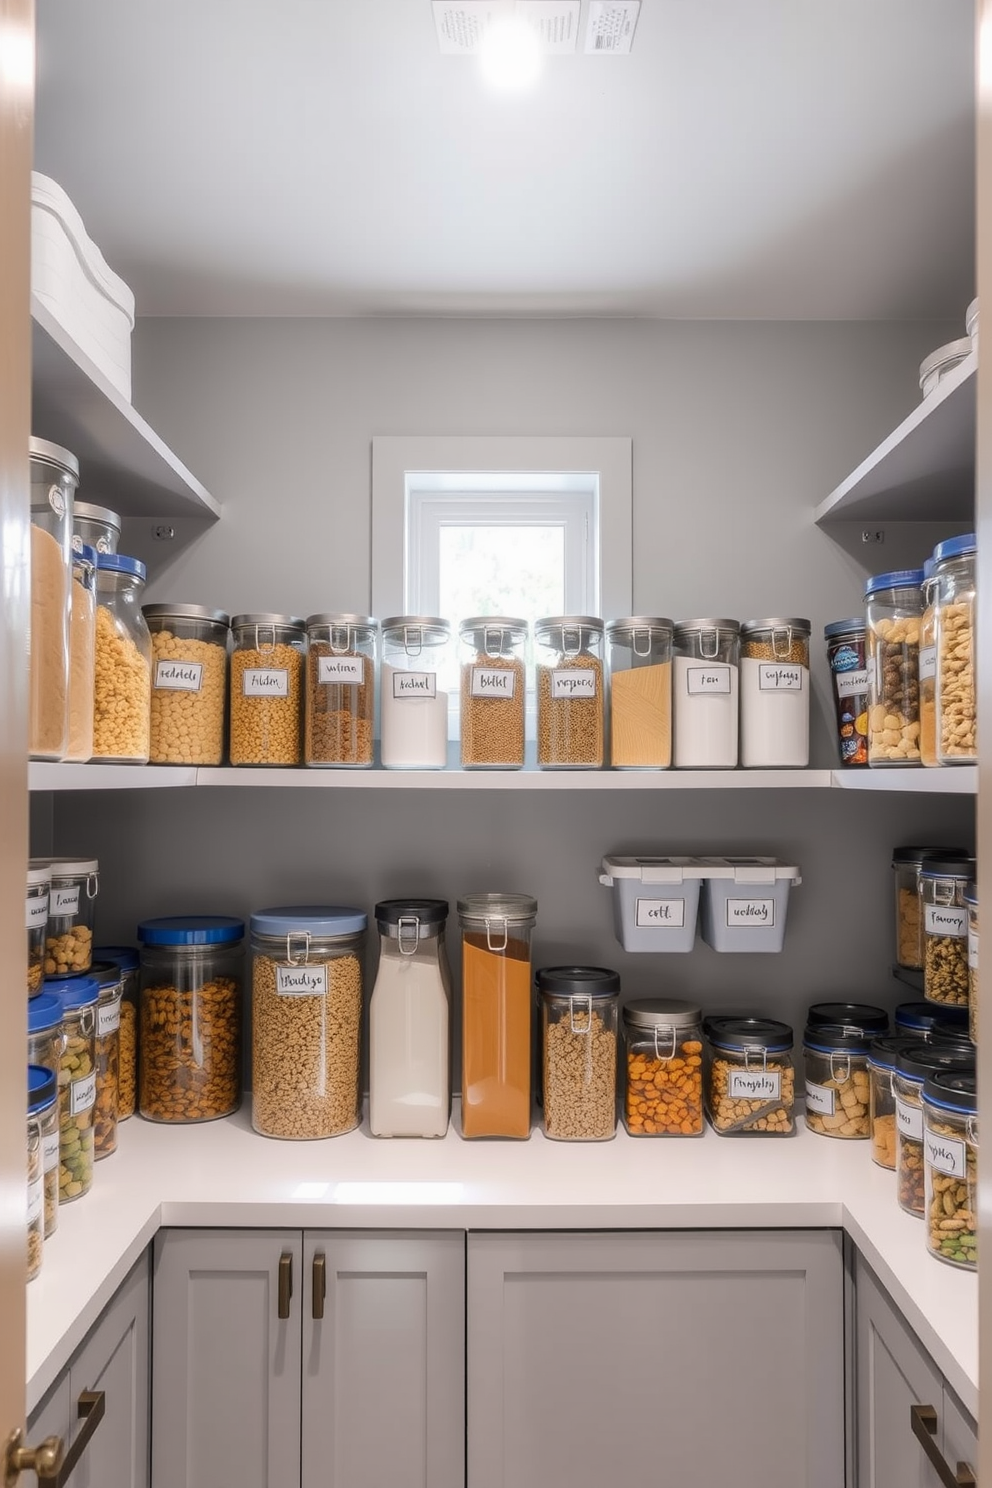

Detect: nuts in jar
[50, 976, 98, 1203]
[622, 998, 703, 1135]
[539, 967, 618, 1140]
[921, 857, 975, 1007]
[705, 1018, 795, 1135]
[933, 535, 977, 764]
[42, 857, 99, 976]
[865, 569, 924, 765]
[894, 1043, 974, 1217]
[923, 1072, 977, 1270]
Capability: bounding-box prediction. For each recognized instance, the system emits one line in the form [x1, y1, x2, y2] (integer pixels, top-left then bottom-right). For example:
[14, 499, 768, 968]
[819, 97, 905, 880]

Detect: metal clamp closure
[631, 627, 653, 658]
[85, 873, 99, 900]
[485, 916, 508, 953]
[699, 627, 719, 660]
[253, 624, 277, 653]
[653, 1026, 676, 1061]
[482, 625, 507, 658]
[397, 915, 421, 956]
[771, 626, 795, 658]
[286, 930, 312, 965]
[569, 994, 593, 1034]
[743, 1045, 769, 1074]
[402, 626, 424, 658]
[829, 1053, 852, 1084]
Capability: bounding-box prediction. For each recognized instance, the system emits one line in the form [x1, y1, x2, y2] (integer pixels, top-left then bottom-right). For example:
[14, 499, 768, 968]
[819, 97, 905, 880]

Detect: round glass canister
[918, 558, 938, 767]
[94, 945, 140, 1119]
[459, 617, 527, 769]
[380, 616, 452, 769]
[27, 993, 63, 1237]
[622, 998, 703, 1136]
[369, 899, 450, 1138]
[965, 882, 978, 1044]
[27, 1066, 57, 1281]
[89, 960, 123, 1159]
[894, 1001, 970, 1042]
[671, 619, 740, 768]
[865, 568, 923, 766]
[43, 856, 99, 976]
[143, 605, 230, 766]
[72, 500, 121, 556]
[933, 533, 976, 764]
[535, 617, 605, 769]
[49, 975, 97, 1203]
[459, 893, 537, 1139]
[539, 967, 619, 1141]
[923, 1071, 977, 1270]
[138, 917, 244, 1123]
[803, 1023, 871, 1138]
[93, 554, 152, 763]
[251, 905, 367, 1139]
[705, 1017, 795, 1135]
[305, 614, 377, 768]
[921, 856, 976, 1007]
[894, 1043, 974, 1217]
[606, 617, 673, 769]
[868, 1037, 913, 1170]
[29, 437, 78, 761]
[65, 543, 96, 763]
[27, 861, 51, 995]
[823, 618, 870, 767]
[892, 846, 967, 972]
[805, 1001, 889, 1035]
[739, 618, 811, 768]
[229, 614, 306, 766]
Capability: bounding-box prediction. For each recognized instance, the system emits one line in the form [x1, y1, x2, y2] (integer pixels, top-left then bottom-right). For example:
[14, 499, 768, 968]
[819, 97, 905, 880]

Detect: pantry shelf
[829, 765, 977, 793]
[28, 763, 197, 791]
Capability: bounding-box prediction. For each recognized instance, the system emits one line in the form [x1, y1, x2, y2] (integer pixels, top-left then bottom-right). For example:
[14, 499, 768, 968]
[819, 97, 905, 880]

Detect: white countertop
[26, 1108, 979, 1418]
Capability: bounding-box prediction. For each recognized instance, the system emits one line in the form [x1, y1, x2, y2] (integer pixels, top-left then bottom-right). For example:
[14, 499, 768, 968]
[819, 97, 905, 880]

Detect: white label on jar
[896, 1098, 923, 1141]
[805, 1081, 835, 1116]
[725, 898, 775, 928]
[318, 655, 363, 685]
[26, 893, 49, 929]
[392, 671, 437, 700]
[758, 665, 804, 691]
[43, 1129, 60, 1173]
[70, 1072, 96, 1116]
[925, 905, 967, 938]
[918, 646, 937, 682]
[969, 931, 979, 970]
[98, 997, 121, 1037]
[835, 667, 870, 698]
[472, 667, 516, 699]
[728, 1069, 781, 1100]
[27, 1177, 43, 1227]
[276, 964, 329, 996]
[635, 897, 686, 928]
[155, 660, 204, 692]
[686, 665, 731, 695]
[551, 669, 597, 699]
[51, 886, 80, 916]
[242, 668, 289, 697]
[925, 1129, 967, 1178]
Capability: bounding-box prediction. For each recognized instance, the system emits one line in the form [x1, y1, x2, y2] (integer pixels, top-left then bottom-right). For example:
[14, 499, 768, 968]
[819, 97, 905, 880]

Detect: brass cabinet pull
[312, 1252, 326, 1320]
[910, 1403, 977, 1487]
[278, 1251, 293, 1319]
[4, 1390, 105, 1488]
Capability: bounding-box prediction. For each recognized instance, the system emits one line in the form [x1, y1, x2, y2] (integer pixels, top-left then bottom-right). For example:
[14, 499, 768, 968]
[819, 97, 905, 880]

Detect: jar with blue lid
[93, 553, 152, 763]
[27, 1066, 58, 1280]
[705, 1017, 795, 1135]
[48, 974, 98, 1202]
[923, 1072, 977, 1269]
[803, 1023, 871, 1138]
[865, 568, 924, 766]
[894, 1043, 974, 1217]
[933, 533, 976, 764]
[894, 1001, 969, 1041]
[138, 916, 244, 1123]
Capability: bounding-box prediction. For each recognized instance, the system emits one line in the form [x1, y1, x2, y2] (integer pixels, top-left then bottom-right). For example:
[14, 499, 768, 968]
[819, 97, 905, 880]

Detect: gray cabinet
[467, 1229, 845, 1488]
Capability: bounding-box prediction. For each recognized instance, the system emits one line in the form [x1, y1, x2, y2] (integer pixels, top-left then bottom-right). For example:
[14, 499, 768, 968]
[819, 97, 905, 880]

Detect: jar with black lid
[894, 1001, 969, 1042]
[892, 846, 968, 971]
[705, 1017, 795, 1135]
[921, 856, 975, 1007]
[894, 1043, 974, 1216]
[868, 1037, 915, 1170]
[803, 1023, 871, 1139]
[806, 1001, 888, 1035]
[923, 1071, 977, 1269]
[539, 967, 618, 1139]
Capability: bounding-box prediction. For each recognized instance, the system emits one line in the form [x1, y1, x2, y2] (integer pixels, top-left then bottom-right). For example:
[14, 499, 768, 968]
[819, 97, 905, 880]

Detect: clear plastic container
[65, 543, 96, 763]
[892, 846, 967, 971]
[43, 856, 99, 976]
[138, 917, 244, 1122]
[369, 899, 450, 1138]
[865, 568, 923, 766]
[27, 1066, 57, 1281]
[93, 554, 152, 763]
[921, 856, 975, 1007]
[868, 1037, 912, 1170]
[251, 905, 367, 1139]
[606, 617, 673, 769]
[705, 1017, 795, 1134]
[918, 558, 938, 767]
[672, 619, 740, 768]
[90, 961, 123, 1159]
[923, 1071, 977, 1270]
[72, 500, 121, 556]
[29, 437, 77, 761]
[144, 604, 230, 766]
[535, 617, 605, 769]
[622, 998, 703, 1135]
[380, 616, 452, 769]
[229, 614, 305, 766]
[459, 617, 527, 769]
[460, 893, 537, 1139]
[933, 534, 976, 764]
[803, 1024, 871, 1138]
[27, 995, 63, 1237]
[965, 882, 978, 1044]
[823, 618, 869, 767]
[539, 967, 619, 1140]
[50, 975, 98, 1203]
[94, 945, 140, 1119]
[739, 618, 810, 768]
[894, 1043, 974, 1217]
[27, 861, 51, 996]
[305, 614, 377, 768]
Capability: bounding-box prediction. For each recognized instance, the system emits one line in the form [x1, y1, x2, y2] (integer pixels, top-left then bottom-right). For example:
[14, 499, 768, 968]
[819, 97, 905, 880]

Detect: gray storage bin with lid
[598, 856, 707, 952]
[698, 857, 801, 952]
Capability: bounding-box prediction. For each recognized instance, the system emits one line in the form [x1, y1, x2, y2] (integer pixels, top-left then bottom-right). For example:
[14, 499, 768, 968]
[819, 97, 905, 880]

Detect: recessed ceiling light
[479, 11, 543, 89]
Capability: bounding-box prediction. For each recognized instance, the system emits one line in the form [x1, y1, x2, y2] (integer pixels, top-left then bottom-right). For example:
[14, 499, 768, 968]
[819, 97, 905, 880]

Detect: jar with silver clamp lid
[144, 604, 230, 766]
[369, 899, 451, 1138]
[623, 998, 703, 1135]
[459, 618, 527, 769]
[381, 617, 452, 769]
[539, 966, 619, 1140]
[672, 619, 740, 768]
[29, 437, 77, 761]
[305, 614, 377, 767]
[230, 614, 305, 765]
[739, 618, 810, 768]
[607, 617, 673, 769]
[535, 617, 604, 768]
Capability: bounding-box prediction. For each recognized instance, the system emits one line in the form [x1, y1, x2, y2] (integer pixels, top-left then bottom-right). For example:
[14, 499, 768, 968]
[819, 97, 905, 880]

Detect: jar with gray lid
[305, 614, 377, 767]
[460, 892, 536, 1139]
[144, 604, 230, 765]
[921, 856, 975, 1007]
[370, 899, 449, 1138]
[607, 617, 673, 769]
[29, 437, 77, 761]
[535, 617, 604, 768]
[739, 618, 810, 768]
[381, 617, 452, 769]
[93, 554, 152, 763]
[539, 966, 619, 1140]
[72, 500, 121, 556]
[42, 856, 99, 976]
[672, 619, 740, 768]
[622, 998, 703, 1135]
[230, 614, 305, 765]
[459, 617, 527, 769]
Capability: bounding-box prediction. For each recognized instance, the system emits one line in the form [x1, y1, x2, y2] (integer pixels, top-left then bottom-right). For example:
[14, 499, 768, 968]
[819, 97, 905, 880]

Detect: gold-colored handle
[4, 1390, 105, 1488]
[278, 1251, 293, 1319]
[312, 1252, 326, 1320]
[910, 1403, 977, 1487]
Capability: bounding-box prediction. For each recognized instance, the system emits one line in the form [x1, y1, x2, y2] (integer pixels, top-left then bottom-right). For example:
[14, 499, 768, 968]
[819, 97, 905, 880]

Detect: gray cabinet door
[26, 1372, 72, 1454]
[301, 1231, 464, 1488]
[152, 1229, 302, 1488]
[941, 1385, 978, 1486]
[70, 1251, 150, 1488]
[467, 1229, 844, 1488]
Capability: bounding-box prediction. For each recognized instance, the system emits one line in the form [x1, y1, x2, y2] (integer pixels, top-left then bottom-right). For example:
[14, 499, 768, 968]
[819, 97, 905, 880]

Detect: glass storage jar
[144, 604, 230, 766]
[27, 993, 63, 1237]
[459, 617, 527, 769]
[535, 617, 605, 769]
[933, 533, 976, 764]
[229, 614, 305, 766]
[606, 617, 673, 769]
[805, 1001, 889, 1035]
[739, 618, 811, 768]
[369, 899, 450, 1138]
[892, 846, 967, 971]
[705, 1017, 795, 1134]
[965, 882, 978, 1044]
[918, 558, 938, 767]
[459, 893, 537, 1139]
[65, 543, 96, 763]
[865, 568, 923, 766]
[539, 967, 619, 1140]
[27, 1067, 57, 1282]
[43, 856, 99, 976]
[622, 998, 703, 1135]
[93, 554, 152, 763]
[72, 500, 121, 556]
[29, 437, 77, 761]
[923, 1072, 977, 1270]
[50, 975, 97, 1203]
[138, 917, 244, 1123]
[305, 614, 376, 768]
[89, 961, 123, 1159]
[894, 1043, 974, 1217]
[823, 618, 870, 767]
[803, 1023, 871, 1138]
[868, 1037, 912, 1170]
[380, 616, 452, 769]
[894, 1001, 970, 1042]
[27, 861, 51, 995]
[251, 905, 367, 1139]
[672, 619, 740, 768]
[94, 945, 140, 1119]
[921, 856, 975, 1007]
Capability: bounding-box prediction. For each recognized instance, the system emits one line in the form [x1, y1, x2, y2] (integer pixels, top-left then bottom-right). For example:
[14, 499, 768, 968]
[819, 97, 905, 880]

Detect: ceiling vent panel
[584, 0, 640, 53]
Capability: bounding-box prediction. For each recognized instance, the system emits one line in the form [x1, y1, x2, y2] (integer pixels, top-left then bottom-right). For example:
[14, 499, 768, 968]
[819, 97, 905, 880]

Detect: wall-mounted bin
[698, 857, 801, 953]
[599, 856, 707, 952]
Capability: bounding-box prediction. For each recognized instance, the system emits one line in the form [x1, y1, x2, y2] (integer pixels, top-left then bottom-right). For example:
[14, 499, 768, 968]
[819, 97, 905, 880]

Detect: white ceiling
[33, 0, 976, 320]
